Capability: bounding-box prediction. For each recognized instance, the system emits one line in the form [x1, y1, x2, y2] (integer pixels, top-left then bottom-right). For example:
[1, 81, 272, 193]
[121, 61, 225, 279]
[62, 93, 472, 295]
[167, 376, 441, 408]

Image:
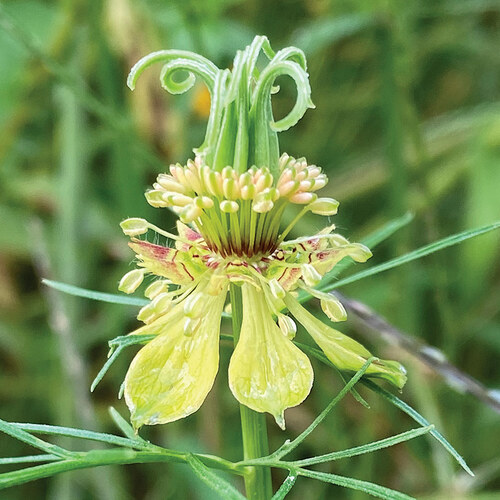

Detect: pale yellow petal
[284, 294, 407, 389]
[229, 284, 313, 429]
[124, 290, 227, 428]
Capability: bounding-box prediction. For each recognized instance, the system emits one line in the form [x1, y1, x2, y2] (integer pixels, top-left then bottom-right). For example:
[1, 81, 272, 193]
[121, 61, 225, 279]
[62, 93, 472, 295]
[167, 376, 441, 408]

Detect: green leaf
[91, 335, 156, 392]
[272, 358, 375, 459]
[271, 471, 298, 499]
[297, 468, 415, 500]
[10, 423, 149, 450]
[0, 454, 60, 465]
[91, 345, 125, 392]
[42, 279, 148, 306]
[360, 213, 414, 250]
[294, 425, 433, 466]
[186, 455, 246, 500]
[108, 407, 148, 444]
[319, 220, 500, 293]
[298, 344, 474, 476]
[298, 212, 414, 304]
[0, 419, 72, 459]
[362, 380, 474, 477]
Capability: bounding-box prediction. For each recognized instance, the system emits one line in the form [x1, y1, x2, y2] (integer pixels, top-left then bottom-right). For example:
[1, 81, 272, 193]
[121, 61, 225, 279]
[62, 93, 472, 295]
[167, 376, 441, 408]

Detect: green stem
[230, 284, 273, 500]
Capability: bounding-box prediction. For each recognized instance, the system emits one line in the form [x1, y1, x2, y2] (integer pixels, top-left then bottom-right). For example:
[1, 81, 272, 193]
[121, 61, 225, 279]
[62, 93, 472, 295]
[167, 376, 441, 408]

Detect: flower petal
[229, 284, 313, 429]
[124, 290, 227, 428]
[284, 294, 407, 389]
[129, 239, 205, 284]
[310, 243, 372, 276]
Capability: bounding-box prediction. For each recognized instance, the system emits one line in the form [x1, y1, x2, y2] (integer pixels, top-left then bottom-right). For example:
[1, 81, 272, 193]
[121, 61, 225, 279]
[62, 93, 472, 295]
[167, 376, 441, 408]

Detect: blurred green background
[1, 0, 500, 498]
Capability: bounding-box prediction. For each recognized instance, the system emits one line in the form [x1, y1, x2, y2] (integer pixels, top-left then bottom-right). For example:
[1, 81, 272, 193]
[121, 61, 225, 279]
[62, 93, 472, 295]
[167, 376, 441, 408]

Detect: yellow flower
[118, 155, 407, 430]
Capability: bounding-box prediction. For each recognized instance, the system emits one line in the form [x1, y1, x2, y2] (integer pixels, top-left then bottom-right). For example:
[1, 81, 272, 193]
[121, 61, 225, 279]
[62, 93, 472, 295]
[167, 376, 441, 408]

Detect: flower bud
[145, 280, 170, 300]
[269, 278, 285, 299]
[118, 269, 145, 294]
[278, 314, 297, 339]
[320, 297, 347, 322]
[220, 200, 239, 213]
[184, 292, 204, 318]
[252, 199, 274, 213]
[145, 190, 168, 207]
[151, 292, 173, 314]
[308, 198, 339, 216]
[120, 218, 149, 236]
[223, 178, 240, 199]
[240, 184, 255, 200]
[290, 192, 316, 204]
[137, 303, 156, 324]
[302, 264, 322, 287]
[183, 317, 201, 336]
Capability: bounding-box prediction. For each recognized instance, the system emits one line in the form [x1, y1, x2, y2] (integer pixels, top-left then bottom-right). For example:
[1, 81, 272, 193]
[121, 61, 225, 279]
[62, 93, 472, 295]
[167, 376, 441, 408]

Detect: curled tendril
[127, 50, 218, 94]
[128, 37, 315, 173]
[252, 60, 314, 132]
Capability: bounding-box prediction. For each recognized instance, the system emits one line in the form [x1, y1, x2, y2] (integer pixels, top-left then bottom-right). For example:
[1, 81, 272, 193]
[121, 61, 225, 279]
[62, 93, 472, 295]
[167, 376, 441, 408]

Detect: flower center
[145, 154, 330, 258]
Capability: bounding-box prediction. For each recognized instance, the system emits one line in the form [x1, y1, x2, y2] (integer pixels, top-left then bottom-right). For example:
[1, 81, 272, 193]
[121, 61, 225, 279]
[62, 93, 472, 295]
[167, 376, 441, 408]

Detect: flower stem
[230, 284, 273, 500]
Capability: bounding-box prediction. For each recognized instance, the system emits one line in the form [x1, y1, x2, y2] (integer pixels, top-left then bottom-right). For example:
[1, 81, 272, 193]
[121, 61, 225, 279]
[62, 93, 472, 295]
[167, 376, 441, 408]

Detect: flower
[116, 36, 406, 430]
[118, 154, 406, 430]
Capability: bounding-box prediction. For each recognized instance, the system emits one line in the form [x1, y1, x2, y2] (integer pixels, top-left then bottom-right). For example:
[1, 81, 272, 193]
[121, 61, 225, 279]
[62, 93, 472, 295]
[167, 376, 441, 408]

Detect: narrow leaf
[319, 212, 414, 287]
[108, 407, 147, 443]
[92, 335, 156, 392]
[294, 425, 433, 466]
[186, 455, 246, 500]
[42, 279, 148, 306]
[273, 358, 375, 459]
[91, 346, 124, 392]
[297, 468, 415, 500]
[362, 380, 474, 476]
[0, 419, 72, 459]
[320, 220, 500, 293]
[361, 212, 414, 249]
[11, 423, 148, 450]
[0, 454, 60, 465]
[299, 344, 474, 476]
[272, 470, 298, 499]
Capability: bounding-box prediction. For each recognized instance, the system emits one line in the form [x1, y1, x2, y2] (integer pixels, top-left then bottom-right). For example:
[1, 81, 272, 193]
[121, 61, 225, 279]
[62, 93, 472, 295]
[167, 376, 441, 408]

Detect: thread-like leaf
[294, 425, 433, 466]
[186, 455, 246, 500]
[320, 220, 500, 293]
[271, 471, 298, 499]
[42, 279, 148, 306]
[297, 468, 414, 500]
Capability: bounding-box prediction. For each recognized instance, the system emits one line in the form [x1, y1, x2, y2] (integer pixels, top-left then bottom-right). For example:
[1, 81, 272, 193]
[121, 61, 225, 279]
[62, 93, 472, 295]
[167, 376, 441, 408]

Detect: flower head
[117, 36, 406, 430]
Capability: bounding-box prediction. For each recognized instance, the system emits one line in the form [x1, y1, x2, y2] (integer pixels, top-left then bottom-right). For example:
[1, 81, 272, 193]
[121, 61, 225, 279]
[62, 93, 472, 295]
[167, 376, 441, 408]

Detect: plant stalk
[230, 284, 273, 500]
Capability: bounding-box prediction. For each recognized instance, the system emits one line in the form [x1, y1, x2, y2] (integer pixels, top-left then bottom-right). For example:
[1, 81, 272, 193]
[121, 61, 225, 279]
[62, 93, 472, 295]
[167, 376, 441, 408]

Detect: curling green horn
[127, 35, 315, 178]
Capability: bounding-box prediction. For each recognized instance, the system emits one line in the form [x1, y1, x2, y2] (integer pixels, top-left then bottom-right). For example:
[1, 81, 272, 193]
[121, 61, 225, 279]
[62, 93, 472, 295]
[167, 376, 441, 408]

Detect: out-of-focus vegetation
[1, 0, 499, 498]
